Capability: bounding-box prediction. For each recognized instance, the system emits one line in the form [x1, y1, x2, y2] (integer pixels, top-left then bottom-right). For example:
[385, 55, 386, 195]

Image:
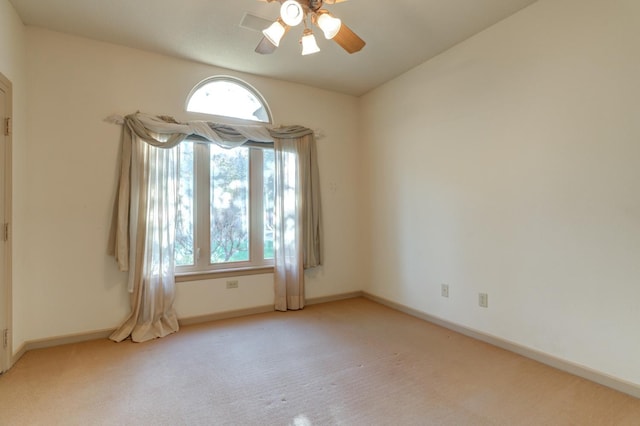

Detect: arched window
[177, 77, 275, 274]
[186, 76, 272, 123]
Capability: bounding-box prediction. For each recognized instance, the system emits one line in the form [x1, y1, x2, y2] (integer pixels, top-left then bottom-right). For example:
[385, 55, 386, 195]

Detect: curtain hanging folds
[114, 112, 314, 148]
[108, 113, 323, 342]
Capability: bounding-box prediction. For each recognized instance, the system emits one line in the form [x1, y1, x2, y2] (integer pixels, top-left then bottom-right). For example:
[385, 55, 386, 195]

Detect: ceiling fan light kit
[280, 0, 305, 26]
[258, 0, 365, 56]
[315, 11, 342, 39]
[263, 18, 289, 46]
[301, 28, 321, 55]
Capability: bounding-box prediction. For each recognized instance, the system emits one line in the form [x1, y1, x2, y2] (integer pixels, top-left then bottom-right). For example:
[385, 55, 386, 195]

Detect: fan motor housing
[308, 0, 324, 12]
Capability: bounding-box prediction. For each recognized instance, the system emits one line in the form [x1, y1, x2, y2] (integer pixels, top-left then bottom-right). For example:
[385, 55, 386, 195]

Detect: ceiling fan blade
[240, 12, 273, 32]
[255, 36, 278, 54]
[332, 23, 365, 54]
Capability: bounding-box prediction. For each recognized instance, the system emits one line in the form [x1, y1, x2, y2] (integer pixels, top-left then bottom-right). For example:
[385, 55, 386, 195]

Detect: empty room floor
[0, 297, 638, 425]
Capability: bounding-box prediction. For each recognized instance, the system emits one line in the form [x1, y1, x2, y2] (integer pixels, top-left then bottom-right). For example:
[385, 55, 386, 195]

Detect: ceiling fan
[255, 0, 366, 55]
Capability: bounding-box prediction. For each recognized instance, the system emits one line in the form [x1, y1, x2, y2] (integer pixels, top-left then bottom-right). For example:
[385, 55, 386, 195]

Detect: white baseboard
[11, 343, 26, 368]
[306, 291, 364, 306]
[179, 292, 365, 325]
[12, 328, 114, 367]
[178, 305, 275, 326]
[363, 292, 640, 399]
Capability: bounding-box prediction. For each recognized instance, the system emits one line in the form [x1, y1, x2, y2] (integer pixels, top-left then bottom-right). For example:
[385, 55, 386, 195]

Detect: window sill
[175, 266, 274, 283]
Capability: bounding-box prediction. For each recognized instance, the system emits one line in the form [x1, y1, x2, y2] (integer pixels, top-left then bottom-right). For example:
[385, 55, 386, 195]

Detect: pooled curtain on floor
[108, 113, 322, 342]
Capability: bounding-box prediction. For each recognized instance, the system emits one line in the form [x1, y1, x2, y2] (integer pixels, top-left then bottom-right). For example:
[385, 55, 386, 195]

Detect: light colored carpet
[0, 297, 638, 425]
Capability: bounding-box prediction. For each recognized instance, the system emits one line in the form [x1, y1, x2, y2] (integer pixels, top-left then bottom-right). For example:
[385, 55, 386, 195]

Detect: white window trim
[176, 143, 273, 274]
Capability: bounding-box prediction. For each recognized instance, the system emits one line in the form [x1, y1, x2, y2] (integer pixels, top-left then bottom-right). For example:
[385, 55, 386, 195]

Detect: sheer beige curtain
[108, 113, 323, 340]
[108, 118, 186, 342]
[273, 133, 322, 311]
[109, 128, 180, 342]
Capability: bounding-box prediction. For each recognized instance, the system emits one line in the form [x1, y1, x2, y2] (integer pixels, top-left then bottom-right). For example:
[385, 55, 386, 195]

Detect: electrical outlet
[441, 284, 449, 298]
[226, 280, 239, 289]
[479, 293, 488, 308]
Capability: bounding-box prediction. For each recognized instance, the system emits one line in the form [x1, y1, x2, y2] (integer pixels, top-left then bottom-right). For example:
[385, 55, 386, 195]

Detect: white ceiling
[9, 0, 538, 96]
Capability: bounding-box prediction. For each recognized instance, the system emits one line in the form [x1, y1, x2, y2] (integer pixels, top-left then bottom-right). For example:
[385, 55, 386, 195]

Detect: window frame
[176, 76, 275, 280]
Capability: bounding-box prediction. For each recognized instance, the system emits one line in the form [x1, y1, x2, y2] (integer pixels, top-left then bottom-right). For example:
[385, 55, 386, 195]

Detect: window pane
[210, 145, 250, 263]
[263, 149, 275, 260]
[176, 142, 195, 266]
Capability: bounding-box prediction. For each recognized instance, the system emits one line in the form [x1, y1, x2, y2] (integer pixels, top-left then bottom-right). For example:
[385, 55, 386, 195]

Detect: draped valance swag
[108, 113, 323, 343]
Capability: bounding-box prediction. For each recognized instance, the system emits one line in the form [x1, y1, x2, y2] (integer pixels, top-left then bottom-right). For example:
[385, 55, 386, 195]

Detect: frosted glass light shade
[280, 0, 304, 27]
[301, 29, 320, 55]
[316, 11, 342, 39]
[262, 19, 287, 47]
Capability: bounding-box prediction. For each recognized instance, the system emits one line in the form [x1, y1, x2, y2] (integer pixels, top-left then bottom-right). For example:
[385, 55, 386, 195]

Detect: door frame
[0, 72, 13, 374]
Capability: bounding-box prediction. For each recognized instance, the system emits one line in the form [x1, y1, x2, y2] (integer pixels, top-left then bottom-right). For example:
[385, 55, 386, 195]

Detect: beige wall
[19, 27, 362, 347]
[360, 0, 640, 385]
[0, 0, 28, 356]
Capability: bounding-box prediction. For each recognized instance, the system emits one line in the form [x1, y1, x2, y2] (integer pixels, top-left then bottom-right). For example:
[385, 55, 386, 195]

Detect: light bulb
[262, 19, 287, 47]
[316, 11, 342, 39]
[280, 0, 304, 27]
[301, 29, 320, 55]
